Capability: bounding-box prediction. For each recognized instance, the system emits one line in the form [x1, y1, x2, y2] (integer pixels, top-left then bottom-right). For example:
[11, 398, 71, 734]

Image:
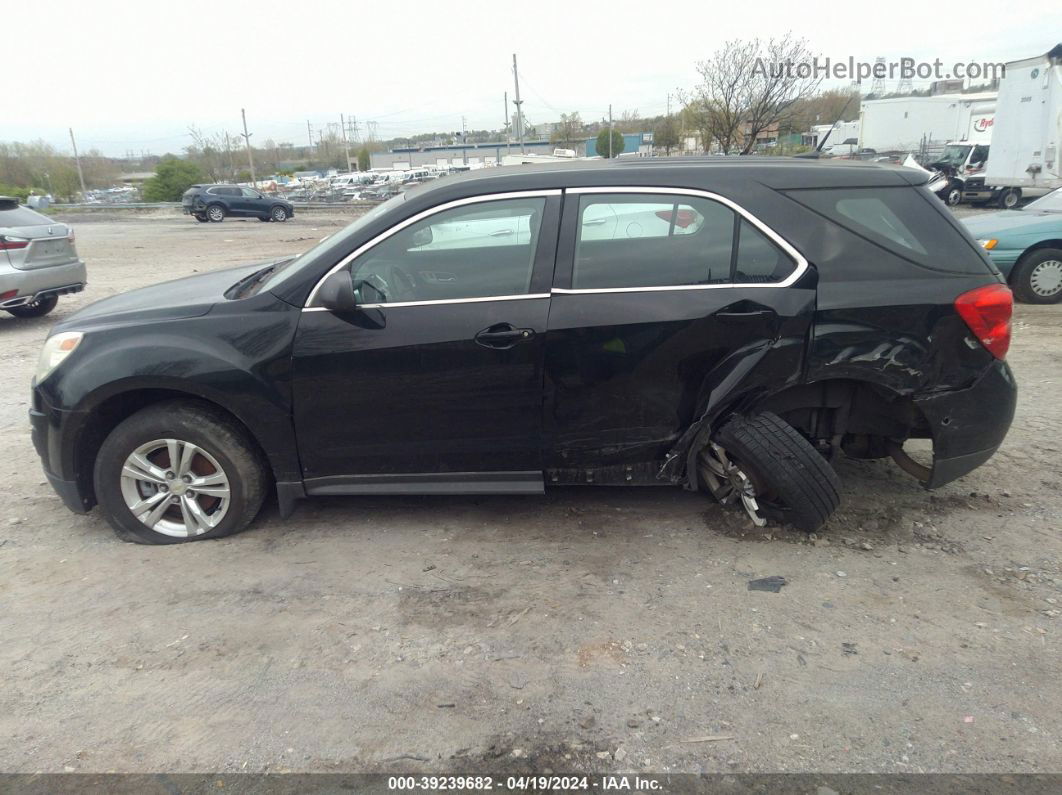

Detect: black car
[181, 184, 294, 223]
[32, 159, 1016, 544]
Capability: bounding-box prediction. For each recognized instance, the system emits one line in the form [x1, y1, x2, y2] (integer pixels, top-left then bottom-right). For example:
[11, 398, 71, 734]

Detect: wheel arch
[1014, 239, 1062, 276]
[729, 376, 933, 465]
[69, 384, 293, 510]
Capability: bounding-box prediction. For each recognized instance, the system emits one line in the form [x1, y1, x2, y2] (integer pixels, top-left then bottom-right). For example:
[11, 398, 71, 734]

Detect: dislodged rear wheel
[699, 411, 841, 532]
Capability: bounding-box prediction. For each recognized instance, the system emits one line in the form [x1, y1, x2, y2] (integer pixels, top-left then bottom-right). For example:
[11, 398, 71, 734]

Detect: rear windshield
[0, 204, 51, 227]
[785, 186, 993, 275]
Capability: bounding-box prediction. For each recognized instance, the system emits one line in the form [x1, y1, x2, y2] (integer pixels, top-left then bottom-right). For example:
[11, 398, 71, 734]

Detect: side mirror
[317, 269, 358, 312]
[411, 226, 433, 248]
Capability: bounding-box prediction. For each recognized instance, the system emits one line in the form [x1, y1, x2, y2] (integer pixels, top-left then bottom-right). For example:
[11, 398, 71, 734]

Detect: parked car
[31, 159, 1016, 544]
[961, 187, 1062, 302]
[1, 197, 86, 319]
[181, 185, 294, 223]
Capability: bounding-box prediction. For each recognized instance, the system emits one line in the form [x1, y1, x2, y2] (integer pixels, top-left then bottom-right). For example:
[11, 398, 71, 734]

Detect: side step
[303, 470, 544, 497]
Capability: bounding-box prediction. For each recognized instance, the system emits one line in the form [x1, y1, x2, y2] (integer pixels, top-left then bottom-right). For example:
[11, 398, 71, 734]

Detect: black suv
[32, 159, 1016, 544]
[182, 184, 294, 223]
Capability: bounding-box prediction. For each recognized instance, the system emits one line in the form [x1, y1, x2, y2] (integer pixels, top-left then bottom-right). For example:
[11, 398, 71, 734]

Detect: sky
[5, 0, 1061, 158]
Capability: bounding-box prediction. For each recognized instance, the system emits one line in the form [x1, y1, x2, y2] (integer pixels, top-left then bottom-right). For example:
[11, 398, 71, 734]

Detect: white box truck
[974, 45, 1062, 208]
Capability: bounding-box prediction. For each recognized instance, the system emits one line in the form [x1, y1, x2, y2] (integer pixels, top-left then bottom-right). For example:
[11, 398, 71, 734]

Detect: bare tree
[683, 35, 822, 155]
[740, 35, 823, 153]
[550, 112, 584, 150]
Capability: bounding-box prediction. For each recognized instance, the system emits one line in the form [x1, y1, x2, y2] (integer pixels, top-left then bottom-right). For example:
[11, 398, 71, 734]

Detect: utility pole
[504, 92, 511, 155]
[461, 116, 468, 165]
[68, 128, 87, 199]
[340, 113, 353, 173]
[240, 108, 256, 187]
[307, 120, 314, 150]
[608, 104, 613, 159]
[512, 53, 525, 154]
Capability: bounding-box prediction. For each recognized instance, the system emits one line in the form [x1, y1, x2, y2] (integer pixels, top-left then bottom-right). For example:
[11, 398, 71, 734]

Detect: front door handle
[475, 323, 535, 349]
[715, 309, 775, 322]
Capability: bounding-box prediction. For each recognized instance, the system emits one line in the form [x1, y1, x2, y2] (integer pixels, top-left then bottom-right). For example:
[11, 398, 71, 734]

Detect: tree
[357, 146, 371, 171]
[684, 34, 822, 154]
[549, 112, 584, 150]
[655, 116, 681, 155]
[142, 156, 205, 202]
[595, 129, 625, 158]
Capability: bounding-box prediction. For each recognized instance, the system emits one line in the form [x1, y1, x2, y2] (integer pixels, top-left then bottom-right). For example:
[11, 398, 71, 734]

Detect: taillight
[954, 284, 1012, 360]
[0, 236, 29, 251]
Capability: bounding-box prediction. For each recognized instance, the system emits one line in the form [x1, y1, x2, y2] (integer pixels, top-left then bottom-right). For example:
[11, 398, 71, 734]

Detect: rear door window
[734, 220, 794, 282]
[573, 194, 736, 289]
[786, 186, 991, 274]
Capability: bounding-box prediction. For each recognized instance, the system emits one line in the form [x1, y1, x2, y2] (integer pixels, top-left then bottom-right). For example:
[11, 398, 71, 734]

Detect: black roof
[414, 157, 928, 199]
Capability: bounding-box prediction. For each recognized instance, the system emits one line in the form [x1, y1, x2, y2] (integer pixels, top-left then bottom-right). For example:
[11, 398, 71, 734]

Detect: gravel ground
[1, 208, 1059, 775]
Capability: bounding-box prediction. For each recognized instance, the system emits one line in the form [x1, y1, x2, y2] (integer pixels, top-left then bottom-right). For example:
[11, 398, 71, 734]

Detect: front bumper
[915, 359, 1017, 488]
[30, 388, 92, 513]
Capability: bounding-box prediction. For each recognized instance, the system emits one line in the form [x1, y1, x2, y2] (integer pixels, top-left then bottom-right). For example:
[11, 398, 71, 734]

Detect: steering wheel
[357, 264, 418, 303]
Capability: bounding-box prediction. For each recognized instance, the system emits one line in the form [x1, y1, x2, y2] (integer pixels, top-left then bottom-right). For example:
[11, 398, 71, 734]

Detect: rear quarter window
[785, 186, 993, 275]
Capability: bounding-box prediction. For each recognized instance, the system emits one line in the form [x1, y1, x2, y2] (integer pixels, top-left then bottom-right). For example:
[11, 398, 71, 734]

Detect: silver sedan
[0, 197, 86, 319]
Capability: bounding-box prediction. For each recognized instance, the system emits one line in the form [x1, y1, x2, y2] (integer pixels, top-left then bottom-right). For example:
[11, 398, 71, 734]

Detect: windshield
[261, 192, 407, 291]
[937, 144, 972, 168]
[1024, 188, 1062, 213]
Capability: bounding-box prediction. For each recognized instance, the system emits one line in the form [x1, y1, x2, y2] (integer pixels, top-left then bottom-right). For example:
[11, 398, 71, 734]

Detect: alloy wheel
[271, 207, 287, 221]
[119, 438, 231, 538]
[697, 442, 767, 526]
[208, 206, 224, 221]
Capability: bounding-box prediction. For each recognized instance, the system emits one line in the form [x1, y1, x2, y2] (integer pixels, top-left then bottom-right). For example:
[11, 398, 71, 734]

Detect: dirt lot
[1, 208, 1060, 775]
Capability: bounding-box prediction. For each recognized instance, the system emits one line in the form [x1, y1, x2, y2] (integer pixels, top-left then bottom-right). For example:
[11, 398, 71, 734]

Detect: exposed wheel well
[748, 378, 931, 460]
[74, 389, 273, 509]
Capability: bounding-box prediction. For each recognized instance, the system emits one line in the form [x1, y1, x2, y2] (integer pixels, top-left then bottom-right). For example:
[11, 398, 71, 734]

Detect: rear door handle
[475, 323, 535, 349]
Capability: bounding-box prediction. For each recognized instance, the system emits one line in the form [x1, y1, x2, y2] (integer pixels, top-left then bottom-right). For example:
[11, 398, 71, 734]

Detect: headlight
[35, 332, 83, 383]
[978, 239, 998, 250]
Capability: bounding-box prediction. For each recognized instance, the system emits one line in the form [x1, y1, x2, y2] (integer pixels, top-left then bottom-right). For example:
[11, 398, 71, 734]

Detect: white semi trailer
[975, 45, 1062, 208]
[858, 92, 996, 155]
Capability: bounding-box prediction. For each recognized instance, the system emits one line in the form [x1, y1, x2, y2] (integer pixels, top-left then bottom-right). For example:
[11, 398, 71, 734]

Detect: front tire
[944, 183, 963, 206]
[700, 411, 841, 532]
[206, 204, 226, 222]
[94, 401, 268, 544]
[5, 294, 58, 318]
[270, 205, 288, 222]
[1011, 248, 1062, 304]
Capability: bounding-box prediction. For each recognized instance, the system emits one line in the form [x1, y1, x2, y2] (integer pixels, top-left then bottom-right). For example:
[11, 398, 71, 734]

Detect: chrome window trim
[303, 293, 550, 311]
[303, 189, 561, 308]
[564, 186, 808, 291]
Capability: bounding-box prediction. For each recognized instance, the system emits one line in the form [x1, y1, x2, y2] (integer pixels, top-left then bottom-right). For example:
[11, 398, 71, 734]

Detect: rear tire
[1011, 248, 1062, 304]
[94, 401, 268, 544]
[206, 204, 226, 222]
[5, 294, 58, 318]
[998, 188, 1021, 210]
[707, 411, 841, 532]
